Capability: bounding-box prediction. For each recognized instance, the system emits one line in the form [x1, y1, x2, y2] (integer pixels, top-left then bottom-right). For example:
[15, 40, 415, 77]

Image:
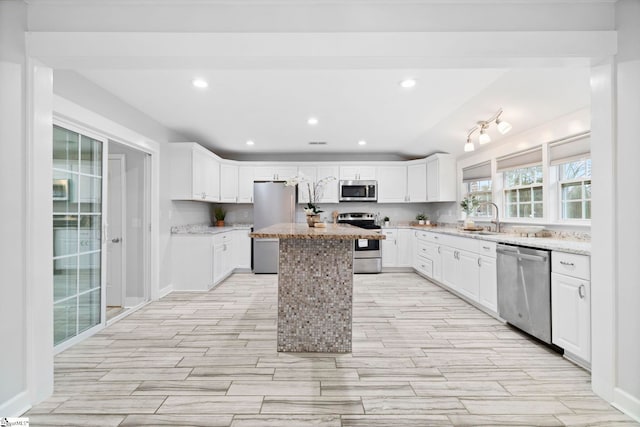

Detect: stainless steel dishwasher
[497, 244, 552, 344]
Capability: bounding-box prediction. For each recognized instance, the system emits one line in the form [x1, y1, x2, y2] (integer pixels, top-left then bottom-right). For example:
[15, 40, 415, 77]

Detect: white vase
[418, 220, 425, 225]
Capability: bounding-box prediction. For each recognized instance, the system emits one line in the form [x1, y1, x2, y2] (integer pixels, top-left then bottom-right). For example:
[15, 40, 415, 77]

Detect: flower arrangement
[460, 195, 480, 215]
[285, 173, 336, 215]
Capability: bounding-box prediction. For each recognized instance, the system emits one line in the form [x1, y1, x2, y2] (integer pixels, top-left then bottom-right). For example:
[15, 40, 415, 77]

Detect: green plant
[213, 206, 226, 221]
[460, 196, 480, 215]
[383, 216, 390, 222]
[415, 213, 427, 221]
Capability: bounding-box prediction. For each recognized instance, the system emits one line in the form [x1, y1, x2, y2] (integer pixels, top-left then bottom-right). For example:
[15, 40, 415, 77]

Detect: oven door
[354, 238, 380, 258]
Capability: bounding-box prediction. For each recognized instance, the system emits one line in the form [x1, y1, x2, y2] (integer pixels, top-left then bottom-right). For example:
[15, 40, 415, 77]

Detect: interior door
[107, 155, 125, 308]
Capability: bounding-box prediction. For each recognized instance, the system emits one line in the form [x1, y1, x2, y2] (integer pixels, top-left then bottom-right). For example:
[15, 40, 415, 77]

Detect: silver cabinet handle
[482, 246, 491, 250]
[477, 257, 481, 267]
[578, 284, 586, 299]
[111, 238, 121, 243]
[437, 246, 441, 254]
[434, 236, 439, 240]
[560, 261, 575, 266]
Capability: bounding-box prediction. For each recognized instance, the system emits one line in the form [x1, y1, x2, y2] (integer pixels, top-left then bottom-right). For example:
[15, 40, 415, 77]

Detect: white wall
[0, 1, 28, 414]
[613, 0, 640, 416]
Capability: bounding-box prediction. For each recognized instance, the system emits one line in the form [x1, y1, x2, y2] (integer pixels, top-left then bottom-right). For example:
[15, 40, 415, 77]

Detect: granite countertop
[250, 223, 385, 240]
[171, 223, 252, 235]
[409, 226, 591, 255]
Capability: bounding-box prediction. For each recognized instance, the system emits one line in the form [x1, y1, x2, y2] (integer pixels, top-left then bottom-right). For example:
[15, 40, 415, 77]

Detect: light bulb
[307, 117, 319, 126]
[192, 78, 208, 88]
[479, 128, 491, 145]
[497, 118, 512, 134]
[358, 140, 367, 146]
[246, 140, 255, 146]
[464, 140, 475, 152]
[399, 79, 416, 89]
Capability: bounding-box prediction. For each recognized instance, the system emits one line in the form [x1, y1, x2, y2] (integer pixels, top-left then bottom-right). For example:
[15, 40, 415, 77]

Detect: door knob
[111, 238, 121, 243]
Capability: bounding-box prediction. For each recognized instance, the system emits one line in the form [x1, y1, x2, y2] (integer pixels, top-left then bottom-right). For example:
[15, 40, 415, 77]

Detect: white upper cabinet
[339, 165, 377, 181]
[237, 166, 255, 203]
[406, 160, 427, 203]
[377, 165, 407, 203]
[426, 153, 456, 202]
[219, 163, 239, 203]
[253, 165, 297, 181]
[297, 165, 339, 204]
[170, 143, 220, 202]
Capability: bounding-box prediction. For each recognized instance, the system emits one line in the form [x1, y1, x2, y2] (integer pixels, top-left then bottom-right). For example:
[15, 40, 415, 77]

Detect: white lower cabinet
[478, 255, 497, 312]
[233, 228, 252, 270]
[396, 229, 413, 268]
[381, 229, 398, 268]
[551, 251, 591, 364]
[413, 231, 497, 314]
[172, 230, 248, 291]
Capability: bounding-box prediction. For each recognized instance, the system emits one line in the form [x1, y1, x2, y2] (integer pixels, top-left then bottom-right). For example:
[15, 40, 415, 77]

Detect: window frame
[556, 158, 592, 223]
[502, 165, 545, 221]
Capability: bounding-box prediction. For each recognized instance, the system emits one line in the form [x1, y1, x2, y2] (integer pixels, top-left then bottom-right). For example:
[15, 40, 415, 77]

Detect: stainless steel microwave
[339, 180, 377, 202]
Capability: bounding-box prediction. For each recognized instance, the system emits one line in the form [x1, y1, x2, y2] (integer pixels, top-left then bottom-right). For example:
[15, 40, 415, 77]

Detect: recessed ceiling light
[307, 117, 319, 126]
[246, 140, 255, 146]
[192, 78, 208, 89]
[399, 79, 416, 89]
[358, 140, 367, 146]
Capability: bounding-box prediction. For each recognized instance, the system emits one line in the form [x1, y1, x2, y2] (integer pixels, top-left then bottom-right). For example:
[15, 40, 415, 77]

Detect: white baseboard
[0, 391, 31, 417]
[614, 387, 640, 422]
[158, 284, 173, 299]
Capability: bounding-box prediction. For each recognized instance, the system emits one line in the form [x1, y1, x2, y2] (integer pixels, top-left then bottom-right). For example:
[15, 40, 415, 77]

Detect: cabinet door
[204, 154, 220, 202]
[339, 165, 376, 180]
[440, 246, 458, 291]
[220, 163, 238, 203]
[191, 148, 209, 200]
[316, 166, 339, 203]
[297, 166, 316, 204]
[396, 229, 413, 268]
[233, 229, 252, 270]
[253, 166, 275, 180]
[213, 243, 224, 284]
[478, 255, 497, 312]
[431, 244, 442, 282]
[381, 229, 397, 267]
[457, 250, 480, 300]
[551, 273, 591, 362]
[237, 166, 254, 203]
[274, 166, 298, 180]
[426, 154, 456, 202]
[223, 240, 234, 277]
[407, 162, 427, 202]
[377, 166, 407, 203]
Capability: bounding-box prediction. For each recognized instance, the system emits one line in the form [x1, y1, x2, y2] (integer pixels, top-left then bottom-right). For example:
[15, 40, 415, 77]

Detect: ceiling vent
[308, 141, 328, 145]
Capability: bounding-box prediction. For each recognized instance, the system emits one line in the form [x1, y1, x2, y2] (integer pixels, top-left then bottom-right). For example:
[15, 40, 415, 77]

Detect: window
[504, 166, 543, 219]
[462, 161, 492, 217]
[465, 179, 492, 217]
[559, 159, 591, 220]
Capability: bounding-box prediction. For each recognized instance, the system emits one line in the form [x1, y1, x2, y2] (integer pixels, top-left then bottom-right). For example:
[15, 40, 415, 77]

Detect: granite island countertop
[250, 223, 385, 240]
[171, 223, 252, 235]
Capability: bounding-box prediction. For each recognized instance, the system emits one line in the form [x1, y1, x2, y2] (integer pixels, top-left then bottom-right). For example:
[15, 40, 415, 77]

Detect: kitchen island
[250, 223, 384, 353]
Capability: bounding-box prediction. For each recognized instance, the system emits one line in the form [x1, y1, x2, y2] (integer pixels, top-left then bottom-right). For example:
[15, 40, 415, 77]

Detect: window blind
[549, 132, 591, 165]
[462, 161, 491, 182]
[496, 147, 543, 172]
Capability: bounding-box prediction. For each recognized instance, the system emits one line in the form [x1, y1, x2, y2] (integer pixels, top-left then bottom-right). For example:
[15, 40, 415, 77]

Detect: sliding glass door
[52, 124, 105, 347]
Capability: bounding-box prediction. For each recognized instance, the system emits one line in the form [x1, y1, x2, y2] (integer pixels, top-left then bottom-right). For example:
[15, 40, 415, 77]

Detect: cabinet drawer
[552, 251, 590, 280]
[416, 241, 431, 259]
[415, 257, 433, 277]
[477, 240, 497, 258]
[213, 231, 232, 246]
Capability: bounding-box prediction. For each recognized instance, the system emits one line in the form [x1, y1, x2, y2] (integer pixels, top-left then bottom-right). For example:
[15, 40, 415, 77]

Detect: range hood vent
[308, 141, 328, 145]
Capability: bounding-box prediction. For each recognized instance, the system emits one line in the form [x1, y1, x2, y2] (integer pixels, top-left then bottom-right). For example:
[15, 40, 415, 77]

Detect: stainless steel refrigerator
[253, 181, 297, 273]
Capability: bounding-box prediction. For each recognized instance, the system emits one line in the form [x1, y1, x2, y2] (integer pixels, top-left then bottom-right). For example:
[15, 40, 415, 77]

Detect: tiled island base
[277, 238, 353, 353]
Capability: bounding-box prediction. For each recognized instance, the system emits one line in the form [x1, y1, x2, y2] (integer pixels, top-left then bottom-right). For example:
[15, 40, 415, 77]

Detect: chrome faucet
[481, 202, 501, 233]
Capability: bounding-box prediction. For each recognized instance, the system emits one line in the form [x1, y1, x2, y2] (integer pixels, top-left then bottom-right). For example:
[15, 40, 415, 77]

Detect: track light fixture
[464, 108, 511, 152]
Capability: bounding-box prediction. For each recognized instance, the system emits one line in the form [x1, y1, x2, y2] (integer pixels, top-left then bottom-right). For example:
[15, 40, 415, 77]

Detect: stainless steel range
[337, 212, 382, 274]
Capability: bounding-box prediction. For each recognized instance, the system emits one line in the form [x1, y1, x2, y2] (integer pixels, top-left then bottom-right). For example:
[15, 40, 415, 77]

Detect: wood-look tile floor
[27, 273, 638, 426]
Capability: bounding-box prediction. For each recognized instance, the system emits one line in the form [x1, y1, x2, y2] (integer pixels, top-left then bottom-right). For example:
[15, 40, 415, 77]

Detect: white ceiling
[77, 66, 590, 158]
